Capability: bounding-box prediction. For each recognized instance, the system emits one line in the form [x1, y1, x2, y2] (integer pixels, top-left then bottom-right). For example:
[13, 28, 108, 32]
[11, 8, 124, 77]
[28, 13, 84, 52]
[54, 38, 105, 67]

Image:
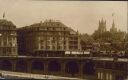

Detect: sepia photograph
[0, 0, 127, 80]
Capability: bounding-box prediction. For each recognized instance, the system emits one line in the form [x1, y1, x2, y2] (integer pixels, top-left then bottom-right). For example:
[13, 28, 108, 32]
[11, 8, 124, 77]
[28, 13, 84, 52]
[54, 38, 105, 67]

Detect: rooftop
[0, 19, 16, 27]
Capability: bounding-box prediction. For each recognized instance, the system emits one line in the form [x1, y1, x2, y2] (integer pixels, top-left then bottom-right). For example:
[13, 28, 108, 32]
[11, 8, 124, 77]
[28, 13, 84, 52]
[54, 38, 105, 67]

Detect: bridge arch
[65, 61, 79, 76]
[31, 60, 44, 71]
[48, 60, 61, 72]
[0, 60, 12, 71]
[16, 60, 27, 72]
[83, 60, 95, 75]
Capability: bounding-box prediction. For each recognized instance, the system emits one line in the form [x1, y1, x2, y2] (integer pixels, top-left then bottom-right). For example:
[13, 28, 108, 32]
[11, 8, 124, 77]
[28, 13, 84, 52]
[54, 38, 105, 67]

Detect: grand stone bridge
[0, 56, 127, 80]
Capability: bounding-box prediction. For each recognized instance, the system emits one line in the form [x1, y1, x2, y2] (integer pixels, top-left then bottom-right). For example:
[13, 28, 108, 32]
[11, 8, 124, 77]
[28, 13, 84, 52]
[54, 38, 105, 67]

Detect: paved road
[0, 70, 84, 80]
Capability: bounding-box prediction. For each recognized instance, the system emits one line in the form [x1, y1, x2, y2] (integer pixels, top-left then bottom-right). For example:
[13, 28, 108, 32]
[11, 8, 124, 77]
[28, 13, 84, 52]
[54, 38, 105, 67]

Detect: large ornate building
[0, 19, 17, 56]
[17, 20, 81, 55]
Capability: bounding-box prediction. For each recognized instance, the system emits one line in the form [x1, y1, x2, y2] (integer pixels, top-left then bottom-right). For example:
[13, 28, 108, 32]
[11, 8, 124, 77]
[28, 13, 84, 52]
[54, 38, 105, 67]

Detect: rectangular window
[64, 46, 66, 49]
[47, 46, 50, 50]
[64, 41, 66, 45]
[41, 46, 44, 49]
[52, 46, 55, 50]
[47, 37, 50, 40]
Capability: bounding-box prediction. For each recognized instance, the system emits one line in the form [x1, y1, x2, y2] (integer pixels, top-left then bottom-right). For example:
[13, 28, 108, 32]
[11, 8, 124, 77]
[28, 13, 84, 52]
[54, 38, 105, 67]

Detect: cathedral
[93, 18, 126, 42]
[97, 18, 120, 34]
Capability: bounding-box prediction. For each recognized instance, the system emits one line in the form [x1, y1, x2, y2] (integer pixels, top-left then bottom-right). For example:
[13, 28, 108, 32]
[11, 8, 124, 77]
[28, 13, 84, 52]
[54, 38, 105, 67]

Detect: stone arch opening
[32, 60, 44, 71]
[16, 60, 27, 72]
[0, 60, 12, 71]
[115, 75, 124, 80]
[65, 61, 79, 76]
[48, 60, 61, 72]
[83, 60, 95, 75]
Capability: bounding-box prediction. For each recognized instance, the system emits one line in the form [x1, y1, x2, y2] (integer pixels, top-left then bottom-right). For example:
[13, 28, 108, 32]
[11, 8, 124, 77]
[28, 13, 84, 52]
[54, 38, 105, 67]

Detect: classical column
[11, 60, 16, 72]
[61, 60, 66, 76]
[27, 60, 32, 73]
[66, 37, 69, 50]
[79, 62, 83, 78]
[38, 37, 41, 50]
[44, 61, 49, 75]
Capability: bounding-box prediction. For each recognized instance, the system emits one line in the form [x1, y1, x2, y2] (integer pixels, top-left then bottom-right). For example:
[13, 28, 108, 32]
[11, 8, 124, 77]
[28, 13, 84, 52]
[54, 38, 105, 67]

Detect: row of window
[96, 62, 127, 70]
[40, 40, 67, 45]
[69, 46, 78, 50]
[0, 38, 17, 47]
[0, 37, 16, 41]
[0, 42, 16, 47]
[0, 48, 17, 56]
[69, 37, 78, 40]
[28, 26, 67, 31]
[39, 45, 67, 50]
[39, 36, 68, 41]
[97, 72, 112, 80]
[0, 26, 15, 30]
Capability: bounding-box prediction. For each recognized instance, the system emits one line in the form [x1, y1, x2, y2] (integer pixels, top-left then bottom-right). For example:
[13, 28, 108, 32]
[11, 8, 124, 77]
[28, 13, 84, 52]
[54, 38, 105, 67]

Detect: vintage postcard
[0, 0, 127, 79]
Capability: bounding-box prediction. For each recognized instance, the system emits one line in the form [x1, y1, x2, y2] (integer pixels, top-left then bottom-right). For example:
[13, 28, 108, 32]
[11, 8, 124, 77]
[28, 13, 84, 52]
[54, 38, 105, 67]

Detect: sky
[0, 0, 127, 34]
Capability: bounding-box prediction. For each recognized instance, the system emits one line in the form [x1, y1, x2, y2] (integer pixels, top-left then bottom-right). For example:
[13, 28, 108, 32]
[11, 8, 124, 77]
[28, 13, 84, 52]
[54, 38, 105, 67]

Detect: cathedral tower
[98, 18, 107, 33]
[110, 20, 117, 33]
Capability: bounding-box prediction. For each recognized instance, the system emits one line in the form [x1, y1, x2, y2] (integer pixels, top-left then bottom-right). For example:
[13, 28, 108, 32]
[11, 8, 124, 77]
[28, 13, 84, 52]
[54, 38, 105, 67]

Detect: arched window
[48, 60, 61, 72]
[0, 60, 12, 71]
[32, 60, 44, 71]
[83, 61, 95, 75]
[16, 60, 27, 72]
[65, 61, 79, 76]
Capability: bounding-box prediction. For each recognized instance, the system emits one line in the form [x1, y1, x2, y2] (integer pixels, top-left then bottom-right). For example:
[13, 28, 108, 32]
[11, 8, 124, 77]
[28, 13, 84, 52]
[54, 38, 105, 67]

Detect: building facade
[17, 20, 81, 55]
[0, 19, 17, 56]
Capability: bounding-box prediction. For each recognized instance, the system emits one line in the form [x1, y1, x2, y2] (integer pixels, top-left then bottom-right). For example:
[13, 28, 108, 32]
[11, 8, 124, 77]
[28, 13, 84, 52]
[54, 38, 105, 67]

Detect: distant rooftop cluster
[0, 18, 127, 57]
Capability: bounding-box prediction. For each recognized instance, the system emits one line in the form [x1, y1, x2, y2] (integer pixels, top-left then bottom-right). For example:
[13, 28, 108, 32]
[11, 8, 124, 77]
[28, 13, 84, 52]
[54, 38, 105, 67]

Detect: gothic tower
[98, 18, 107, 33]
[110, 20, 117, 33]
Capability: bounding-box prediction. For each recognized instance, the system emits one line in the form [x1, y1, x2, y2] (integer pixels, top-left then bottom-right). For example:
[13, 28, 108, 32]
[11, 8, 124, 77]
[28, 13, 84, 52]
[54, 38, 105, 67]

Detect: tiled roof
[30, 20, 67, 28]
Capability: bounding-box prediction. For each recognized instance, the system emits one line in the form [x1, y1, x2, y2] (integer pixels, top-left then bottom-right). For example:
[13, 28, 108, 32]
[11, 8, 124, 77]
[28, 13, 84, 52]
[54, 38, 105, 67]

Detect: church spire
[110, 19, 117, 33]
[3, 12, 5, 19]
[112, 19, 115, 28]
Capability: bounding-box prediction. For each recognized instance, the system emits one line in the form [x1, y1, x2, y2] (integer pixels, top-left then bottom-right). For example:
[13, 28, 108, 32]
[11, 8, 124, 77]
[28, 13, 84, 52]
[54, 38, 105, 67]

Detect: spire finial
[112, 19, 115, 26]
[112, 13, 115, 17]
[3, 12, 5, 19]
[101, 17, 104, 22]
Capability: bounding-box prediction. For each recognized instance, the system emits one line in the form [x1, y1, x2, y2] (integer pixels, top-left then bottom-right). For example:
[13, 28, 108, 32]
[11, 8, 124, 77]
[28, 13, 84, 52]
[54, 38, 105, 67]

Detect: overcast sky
[0, 0, 127, 34]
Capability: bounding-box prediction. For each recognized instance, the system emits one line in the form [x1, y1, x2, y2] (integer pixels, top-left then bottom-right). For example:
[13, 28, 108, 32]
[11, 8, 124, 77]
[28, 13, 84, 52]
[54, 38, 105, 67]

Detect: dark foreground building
[0, 19, 17, 56]
[17, 20, 81, 55]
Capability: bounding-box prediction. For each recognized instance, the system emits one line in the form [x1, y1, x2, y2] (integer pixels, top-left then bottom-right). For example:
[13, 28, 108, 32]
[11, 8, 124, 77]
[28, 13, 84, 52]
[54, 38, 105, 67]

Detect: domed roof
[0, 19, 16, 30]
[0, 19, 16, 26]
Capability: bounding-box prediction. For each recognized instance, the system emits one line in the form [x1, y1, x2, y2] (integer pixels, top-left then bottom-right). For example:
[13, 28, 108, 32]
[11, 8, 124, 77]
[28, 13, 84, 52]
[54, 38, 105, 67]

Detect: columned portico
[0, 56, 127, 80]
